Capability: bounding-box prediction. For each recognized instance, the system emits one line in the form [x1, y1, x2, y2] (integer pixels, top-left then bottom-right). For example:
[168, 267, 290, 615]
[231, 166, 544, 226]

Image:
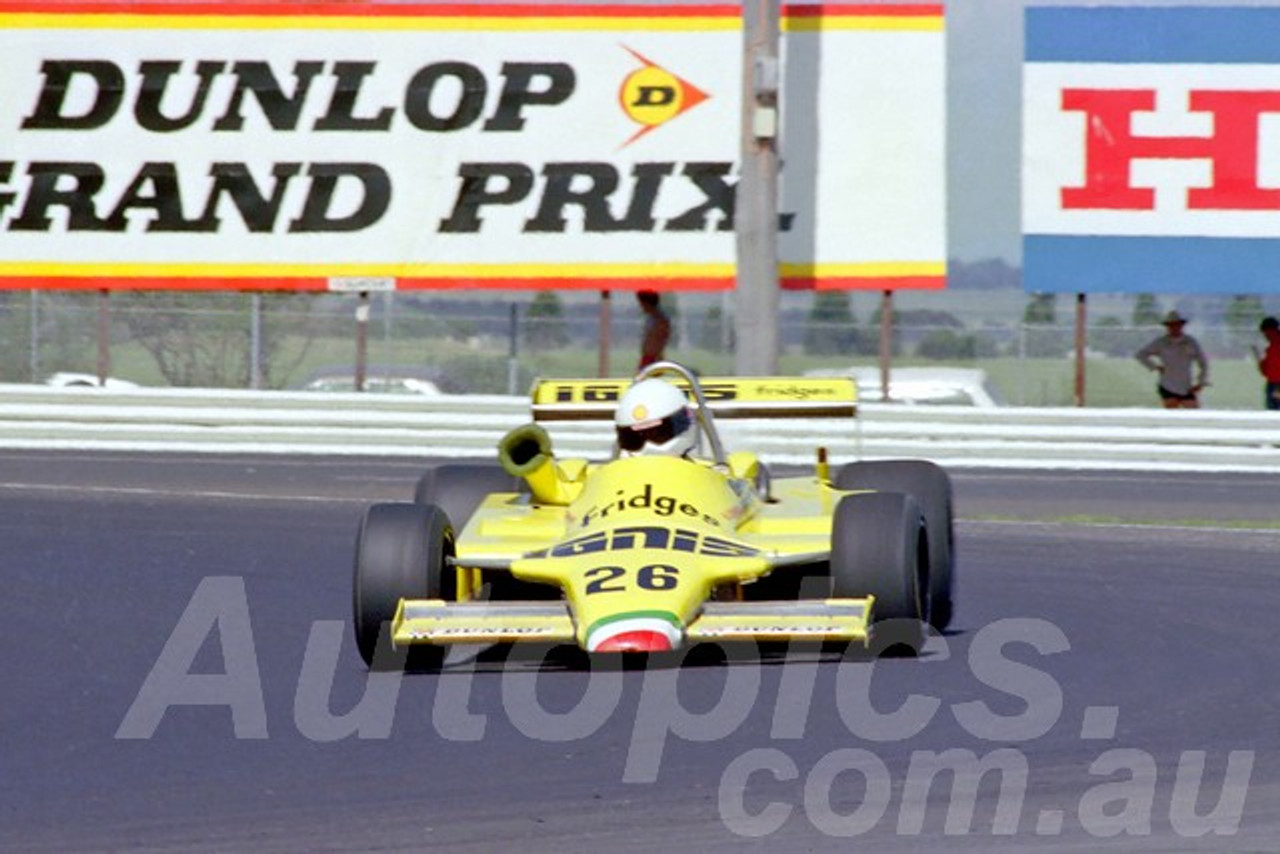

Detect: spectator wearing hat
[1135, 310, 1209, 409]
[1256, 316, 1280, 411]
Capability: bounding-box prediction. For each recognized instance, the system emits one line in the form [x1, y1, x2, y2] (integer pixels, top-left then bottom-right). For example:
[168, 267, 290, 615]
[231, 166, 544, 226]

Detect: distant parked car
[297, 366, 444, 395]
[805, 367, 1003, 407]
[45, 372, 140, 390]
[303, 376, 442, 395]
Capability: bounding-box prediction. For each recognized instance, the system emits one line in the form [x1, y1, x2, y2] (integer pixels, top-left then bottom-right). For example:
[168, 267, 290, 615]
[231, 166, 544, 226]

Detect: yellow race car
[352, 361, 954, 670]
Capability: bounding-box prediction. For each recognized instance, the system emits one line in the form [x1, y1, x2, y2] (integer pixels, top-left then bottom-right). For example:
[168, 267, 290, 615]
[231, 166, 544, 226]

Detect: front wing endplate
[395, 600, 576, 645]
[686, 599, 870, 643]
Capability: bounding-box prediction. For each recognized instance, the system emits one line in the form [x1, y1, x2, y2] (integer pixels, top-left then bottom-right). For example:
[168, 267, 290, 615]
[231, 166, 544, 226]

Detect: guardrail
[2, 383, 1279, 472]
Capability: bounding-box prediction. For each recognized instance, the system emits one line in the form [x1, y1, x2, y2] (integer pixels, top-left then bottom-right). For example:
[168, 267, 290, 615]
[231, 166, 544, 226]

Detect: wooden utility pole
[879, 290, 893, 402]
[733, 0, 781, 376]
[1074, 292, 1087, 407]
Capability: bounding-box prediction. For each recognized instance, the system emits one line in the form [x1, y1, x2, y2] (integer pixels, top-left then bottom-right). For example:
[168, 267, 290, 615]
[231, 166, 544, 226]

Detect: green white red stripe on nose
[586, 612, 683, 653]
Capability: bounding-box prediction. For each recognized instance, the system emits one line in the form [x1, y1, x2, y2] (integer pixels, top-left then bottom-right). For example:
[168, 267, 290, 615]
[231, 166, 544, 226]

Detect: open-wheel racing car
[352, 361, 954, 670]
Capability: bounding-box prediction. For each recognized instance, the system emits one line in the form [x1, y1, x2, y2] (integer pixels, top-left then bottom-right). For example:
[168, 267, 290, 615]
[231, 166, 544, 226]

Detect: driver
[614, 378, 700, 457]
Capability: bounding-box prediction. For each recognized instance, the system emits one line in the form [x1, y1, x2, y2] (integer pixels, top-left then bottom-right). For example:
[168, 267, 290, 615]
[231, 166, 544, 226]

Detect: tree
[657, 292, 680, 349]
[1090, 315, 1135, 357]
[524, 290, 569, 350]
[114, 293, 247, 386]
[1024, 293, 1057, 325]
[1023, 293, 1066, 357]
[19, 292, 117, 380]
[1132, 293, 1162, 327]
[696, 304, 732, 352]
[116, 292, 315, 388]
[0, 293, 28, 381]
[1225, 294, 1265, 352]
[804, 291, 860, 355]
[916, 329, 977, 360]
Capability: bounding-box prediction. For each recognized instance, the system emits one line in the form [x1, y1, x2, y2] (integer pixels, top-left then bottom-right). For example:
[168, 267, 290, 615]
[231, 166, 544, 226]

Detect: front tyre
[352, 502, 455, 671]
[830, 491, 927, 655]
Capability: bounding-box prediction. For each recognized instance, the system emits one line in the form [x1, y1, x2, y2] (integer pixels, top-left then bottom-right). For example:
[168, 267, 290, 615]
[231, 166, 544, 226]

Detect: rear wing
[531, 376, 857, 421]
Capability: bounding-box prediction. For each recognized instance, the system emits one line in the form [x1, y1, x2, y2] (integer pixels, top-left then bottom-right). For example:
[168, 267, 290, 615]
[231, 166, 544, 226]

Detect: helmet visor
[616, 407, 692, 453]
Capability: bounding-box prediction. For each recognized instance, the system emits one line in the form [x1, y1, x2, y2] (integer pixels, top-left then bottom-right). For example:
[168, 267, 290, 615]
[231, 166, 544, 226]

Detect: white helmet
[614, 379, 699, 457]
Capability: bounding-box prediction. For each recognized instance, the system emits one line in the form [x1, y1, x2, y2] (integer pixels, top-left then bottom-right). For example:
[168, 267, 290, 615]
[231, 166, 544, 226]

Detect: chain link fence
[1, 289, 1275, 408]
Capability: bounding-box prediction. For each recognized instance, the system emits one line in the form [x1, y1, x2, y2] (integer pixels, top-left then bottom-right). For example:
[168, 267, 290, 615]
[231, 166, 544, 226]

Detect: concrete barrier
[2, 383, 1278, 471]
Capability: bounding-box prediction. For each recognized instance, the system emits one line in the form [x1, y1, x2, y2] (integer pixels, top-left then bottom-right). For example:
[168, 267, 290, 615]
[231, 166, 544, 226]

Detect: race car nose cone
[594, 629, 674, 653]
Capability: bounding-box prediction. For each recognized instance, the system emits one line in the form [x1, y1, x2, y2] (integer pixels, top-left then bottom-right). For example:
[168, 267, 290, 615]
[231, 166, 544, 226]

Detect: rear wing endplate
[531, 376, 857, 421]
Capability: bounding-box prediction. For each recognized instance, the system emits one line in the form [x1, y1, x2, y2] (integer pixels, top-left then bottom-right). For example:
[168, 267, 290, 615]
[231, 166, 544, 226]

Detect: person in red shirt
[636, 290, 671, 371]
[1257, 316, 1280, 411]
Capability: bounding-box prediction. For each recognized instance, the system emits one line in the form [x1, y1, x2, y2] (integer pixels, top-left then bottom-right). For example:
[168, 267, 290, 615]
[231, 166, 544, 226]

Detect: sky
[947, 0, 1280, 263]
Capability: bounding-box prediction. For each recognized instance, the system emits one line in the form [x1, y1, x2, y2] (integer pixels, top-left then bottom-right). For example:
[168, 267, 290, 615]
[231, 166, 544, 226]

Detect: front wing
[393, 598, 873, 648]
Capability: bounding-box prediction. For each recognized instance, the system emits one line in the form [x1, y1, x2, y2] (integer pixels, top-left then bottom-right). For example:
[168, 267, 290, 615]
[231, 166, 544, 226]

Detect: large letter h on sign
[1061, 88, 1280, 211]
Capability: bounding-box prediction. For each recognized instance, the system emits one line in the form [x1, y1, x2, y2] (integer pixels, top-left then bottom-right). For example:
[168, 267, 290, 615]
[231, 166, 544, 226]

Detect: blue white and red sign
[1023, 6, 1280, 294]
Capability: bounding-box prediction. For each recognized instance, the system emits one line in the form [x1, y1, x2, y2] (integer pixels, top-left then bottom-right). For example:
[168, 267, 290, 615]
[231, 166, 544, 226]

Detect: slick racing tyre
[836, 459, 955, 631]
[414, 463, 538, 599]
[413, 463, 523, 535]
[352, 502, 454, 671]
[830, 491, 928, 655]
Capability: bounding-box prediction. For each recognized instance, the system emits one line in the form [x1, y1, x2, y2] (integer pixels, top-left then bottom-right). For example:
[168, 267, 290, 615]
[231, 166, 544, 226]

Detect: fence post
[1074, 293, 1087, 407]
[878, 289, 893, 402]
[1017, 322, 1027, 405]
[250, 293, 263, 390]
[597, 290, 611, 378]
[507, 303, 520, 395]
[354, 291, 369, 392]
[96, 289, 111, 386]
[28, 290, 40, 383]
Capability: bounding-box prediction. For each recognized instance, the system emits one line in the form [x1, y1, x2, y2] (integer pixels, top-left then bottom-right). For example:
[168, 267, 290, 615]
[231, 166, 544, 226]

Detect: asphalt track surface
[3, 451, 1279, 852]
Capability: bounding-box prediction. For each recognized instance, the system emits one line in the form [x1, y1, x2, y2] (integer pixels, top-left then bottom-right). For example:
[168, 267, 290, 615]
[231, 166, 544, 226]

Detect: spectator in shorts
[1135, 310, 1209, 409]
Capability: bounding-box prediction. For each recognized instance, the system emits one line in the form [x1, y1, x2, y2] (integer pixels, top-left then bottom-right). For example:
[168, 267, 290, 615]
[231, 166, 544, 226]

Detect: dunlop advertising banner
[1024, 6, 1280, 294]
[0, 1, 944, 292]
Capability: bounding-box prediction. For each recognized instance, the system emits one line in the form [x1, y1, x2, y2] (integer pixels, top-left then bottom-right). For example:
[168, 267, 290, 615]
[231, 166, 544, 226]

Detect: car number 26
[585, 564, 680, 594]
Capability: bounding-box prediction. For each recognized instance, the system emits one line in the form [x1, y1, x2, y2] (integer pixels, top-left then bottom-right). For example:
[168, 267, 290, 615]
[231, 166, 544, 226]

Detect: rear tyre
[352, 502, 454, 671]
[830, 491, 927, 655]
[836, 459, 955, 630]
[414, 463, 542, 600]
[413, 463, 523, 534]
